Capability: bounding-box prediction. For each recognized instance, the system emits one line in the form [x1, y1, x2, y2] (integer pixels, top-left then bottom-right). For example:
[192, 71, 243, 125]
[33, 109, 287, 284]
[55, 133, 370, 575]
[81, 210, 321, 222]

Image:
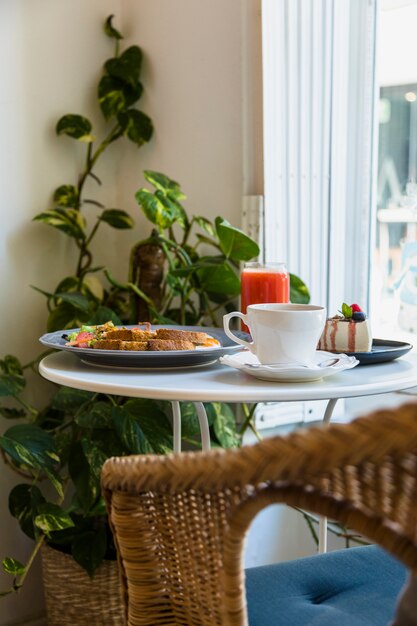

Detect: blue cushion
[245, 545, 407, 626]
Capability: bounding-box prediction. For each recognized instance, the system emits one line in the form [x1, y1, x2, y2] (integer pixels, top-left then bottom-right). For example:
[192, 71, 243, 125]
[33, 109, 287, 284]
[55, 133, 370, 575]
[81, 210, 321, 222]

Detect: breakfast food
[104, 328, 155, 342]
[147, 339, 195, 351]
[155, 329, 208, 344]
[65, 322, 220, 352]
[93, 340, 148, 351]
[318, 303, 372, 353]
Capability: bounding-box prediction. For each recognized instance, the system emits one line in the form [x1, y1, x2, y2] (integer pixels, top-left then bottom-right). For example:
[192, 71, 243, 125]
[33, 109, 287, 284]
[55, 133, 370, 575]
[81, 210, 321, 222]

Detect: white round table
[39, 350, 417, 438]
[39, 350, 417, 551]
[40, 350, 417, 398]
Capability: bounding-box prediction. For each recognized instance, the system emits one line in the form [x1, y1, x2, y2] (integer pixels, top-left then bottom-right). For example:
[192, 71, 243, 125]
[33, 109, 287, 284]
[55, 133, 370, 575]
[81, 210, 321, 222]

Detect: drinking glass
[240, 262, 289, 332]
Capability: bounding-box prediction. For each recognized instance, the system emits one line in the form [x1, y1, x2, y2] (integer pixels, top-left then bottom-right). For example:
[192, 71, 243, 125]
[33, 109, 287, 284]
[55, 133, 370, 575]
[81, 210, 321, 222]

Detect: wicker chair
[101, 401, 417, 626]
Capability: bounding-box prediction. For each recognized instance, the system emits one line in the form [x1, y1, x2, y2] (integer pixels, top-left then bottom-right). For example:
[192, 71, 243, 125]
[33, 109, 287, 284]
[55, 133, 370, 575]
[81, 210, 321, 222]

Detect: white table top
[39, 351, 417, 403]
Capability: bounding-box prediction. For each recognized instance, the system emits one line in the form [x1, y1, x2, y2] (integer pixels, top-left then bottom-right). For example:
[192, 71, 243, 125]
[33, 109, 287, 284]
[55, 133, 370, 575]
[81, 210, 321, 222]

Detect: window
[261, 0, 377, 317]
[261, 0, 417, 345]
[372, 0, 417, 342]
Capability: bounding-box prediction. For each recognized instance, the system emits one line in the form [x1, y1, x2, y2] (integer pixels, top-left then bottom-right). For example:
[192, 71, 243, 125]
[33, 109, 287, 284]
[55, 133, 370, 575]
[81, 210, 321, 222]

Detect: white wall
[0, 1, 258, 623]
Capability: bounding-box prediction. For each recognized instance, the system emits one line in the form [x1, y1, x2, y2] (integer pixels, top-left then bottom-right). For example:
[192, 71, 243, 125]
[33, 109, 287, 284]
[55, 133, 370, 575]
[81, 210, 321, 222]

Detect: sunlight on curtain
[262, 0, 377, 314]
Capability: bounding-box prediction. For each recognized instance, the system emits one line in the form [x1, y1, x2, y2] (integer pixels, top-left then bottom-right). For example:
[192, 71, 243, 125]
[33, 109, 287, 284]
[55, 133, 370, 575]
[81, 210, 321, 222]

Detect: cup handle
[223, 312, 254, 350]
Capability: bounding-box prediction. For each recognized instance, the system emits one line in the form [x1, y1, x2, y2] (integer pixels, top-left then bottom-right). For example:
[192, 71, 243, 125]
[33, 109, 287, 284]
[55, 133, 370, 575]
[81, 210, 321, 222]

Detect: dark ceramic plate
[343, 339, 413, 365]
[39, 325, 248, 368]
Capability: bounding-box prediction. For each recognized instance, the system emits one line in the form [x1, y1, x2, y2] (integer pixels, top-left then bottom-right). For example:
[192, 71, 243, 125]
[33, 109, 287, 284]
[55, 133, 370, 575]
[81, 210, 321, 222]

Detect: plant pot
[41, 544, 125, 625]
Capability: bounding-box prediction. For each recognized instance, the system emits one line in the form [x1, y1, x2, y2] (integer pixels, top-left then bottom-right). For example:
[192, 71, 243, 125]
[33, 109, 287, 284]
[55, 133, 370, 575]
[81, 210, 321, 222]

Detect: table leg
[318, 398, 339, 553]
[193, 402, 211, 452]
[170, 401, 211, 452]
[171, 401, 182, 453]
[323, 398, 338, 424]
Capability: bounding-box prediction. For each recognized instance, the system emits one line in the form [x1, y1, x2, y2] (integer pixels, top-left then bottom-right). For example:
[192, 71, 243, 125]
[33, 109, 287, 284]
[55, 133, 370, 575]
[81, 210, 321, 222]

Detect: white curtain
[262, 0, 378, 313]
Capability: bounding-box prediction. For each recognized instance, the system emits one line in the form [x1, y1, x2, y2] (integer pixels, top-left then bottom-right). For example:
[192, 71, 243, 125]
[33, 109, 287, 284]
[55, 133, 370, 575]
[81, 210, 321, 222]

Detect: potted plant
[0, 14, 309, 623]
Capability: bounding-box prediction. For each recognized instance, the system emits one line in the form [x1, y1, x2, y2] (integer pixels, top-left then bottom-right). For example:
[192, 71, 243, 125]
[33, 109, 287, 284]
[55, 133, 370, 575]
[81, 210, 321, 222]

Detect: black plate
[39, 325, 248, 368]
[342, 339, 413, 365]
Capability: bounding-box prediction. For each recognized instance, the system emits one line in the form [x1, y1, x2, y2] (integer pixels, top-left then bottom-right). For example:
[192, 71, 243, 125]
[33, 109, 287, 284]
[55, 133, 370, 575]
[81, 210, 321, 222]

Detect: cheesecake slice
[318, 303, 372, 353]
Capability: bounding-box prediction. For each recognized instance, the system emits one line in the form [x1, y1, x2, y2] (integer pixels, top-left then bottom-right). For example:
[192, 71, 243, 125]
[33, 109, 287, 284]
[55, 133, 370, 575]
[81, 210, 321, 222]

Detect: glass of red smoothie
[240, 262, 290, 333]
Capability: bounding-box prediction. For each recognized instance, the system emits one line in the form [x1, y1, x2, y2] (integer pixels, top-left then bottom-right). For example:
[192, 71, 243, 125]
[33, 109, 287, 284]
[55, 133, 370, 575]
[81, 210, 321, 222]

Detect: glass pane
[372, 2, 417, 343]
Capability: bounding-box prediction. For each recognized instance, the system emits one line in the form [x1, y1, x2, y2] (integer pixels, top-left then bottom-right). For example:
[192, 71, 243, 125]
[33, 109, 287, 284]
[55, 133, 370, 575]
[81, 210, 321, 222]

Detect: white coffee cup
[223, 303, 326, 366]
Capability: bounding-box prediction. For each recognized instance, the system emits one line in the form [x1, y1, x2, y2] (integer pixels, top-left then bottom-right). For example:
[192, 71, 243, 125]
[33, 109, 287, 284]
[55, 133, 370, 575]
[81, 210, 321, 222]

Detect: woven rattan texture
[41, 543, 125, 625]
[102, 401, 417, 626]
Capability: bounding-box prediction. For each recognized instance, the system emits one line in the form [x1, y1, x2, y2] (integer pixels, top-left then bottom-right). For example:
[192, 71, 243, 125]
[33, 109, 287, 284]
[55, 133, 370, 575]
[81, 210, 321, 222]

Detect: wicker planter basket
[41, 544, 125, 625]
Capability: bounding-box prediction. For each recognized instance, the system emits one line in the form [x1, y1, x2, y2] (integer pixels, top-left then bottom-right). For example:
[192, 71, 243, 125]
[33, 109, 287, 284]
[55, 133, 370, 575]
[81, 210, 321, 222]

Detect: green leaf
[341, 302, 352, 318]
[195, 233, 222, 251]
[33, 208, 86, 240]
[165, 271, 183, 294]
[100, 209, 134, 229]
[87, 305, 122, 326]
[2, 557, 25, 576]
[75, 401, 113, 429]
[81, 439, 109, 482]
[289, 274, 311, 304]
[124, 399, 173, 453]
[98, 75, 143, 120]
[55, 276, 79, 293]
[86, 429, 125, 460]
[82, 274, 105, 303]
[0, 424, 57, 471]
[34, 503, 74, 536]
[31, 284, 53, 299]
[98, 76, 126, 119]
[118, 109, 153, 146]
[44, 468, 64, 500]
[46, 302, 80, 332]
[196, 260, 241, 296]
[0, 355, 23, 376]
[0, 407, 26, 419]
[179, 403, 201, 438]
[143, 171, 187, 201]
[72, 528, 107, 577]
[0, 374, 25, 397]
[215, 217, 259, 261]
[203, 403, 221, 428]
[194, 216, 215, 237]
[85, 498, 107, 518]
[48, 515, 94, 547]
[53, 185, 79, 208]
[51, 387, 94, 411]
[53, 431, 72, 467]
[68, 441, 99, 513]
[155, 191, 188, 229]
[105, 46, 142, 84]
[135, 188, 177, 230]
[55, 291, 91, 313]
[104, 15, 123, 40]
[56, 114, 95, 142]
[112, 405, 153, 454]
[212, 403, 239, 448]
[9, 484, 46, 539]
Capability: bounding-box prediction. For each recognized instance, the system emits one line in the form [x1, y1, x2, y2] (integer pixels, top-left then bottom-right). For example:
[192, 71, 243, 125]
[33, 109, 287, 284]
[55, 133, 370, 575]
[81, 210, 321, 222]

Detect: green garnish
[80, 325, 95, 333]
[340, 303, 353, 319]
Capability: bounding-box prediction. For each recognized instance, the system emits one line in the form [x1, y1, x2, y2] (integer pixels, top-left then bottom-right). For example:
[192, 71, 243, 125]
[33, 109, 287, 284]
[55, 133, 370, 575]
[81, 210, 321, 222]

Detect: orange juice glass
[240, 262, 289, 333]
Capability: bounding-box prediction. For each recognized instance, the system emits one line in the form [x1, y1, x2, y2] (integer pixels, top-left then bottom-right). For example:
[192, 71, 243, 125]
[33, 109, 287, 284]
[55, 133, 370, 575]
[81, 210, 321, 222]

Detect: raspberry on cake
[318, 302, 372, 353]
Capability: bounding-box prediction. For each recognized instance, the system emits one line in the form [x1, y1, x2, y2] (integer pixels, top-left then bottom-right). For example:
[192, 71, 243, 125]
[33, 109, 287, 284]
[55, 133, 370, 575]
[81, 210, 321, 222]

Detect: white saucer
[219, 350, 359, 383]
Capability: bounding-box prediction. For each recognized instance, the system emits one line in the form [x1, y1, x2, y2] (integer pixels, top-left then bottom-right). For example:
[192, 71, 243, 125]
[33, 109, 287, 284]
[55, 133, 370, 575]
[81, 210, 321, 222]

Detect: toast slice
[155, 328, 208, 345]
[104, 328, 156, 341]
[92, 340, 148, 351]
[147, 339, 195, 351]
